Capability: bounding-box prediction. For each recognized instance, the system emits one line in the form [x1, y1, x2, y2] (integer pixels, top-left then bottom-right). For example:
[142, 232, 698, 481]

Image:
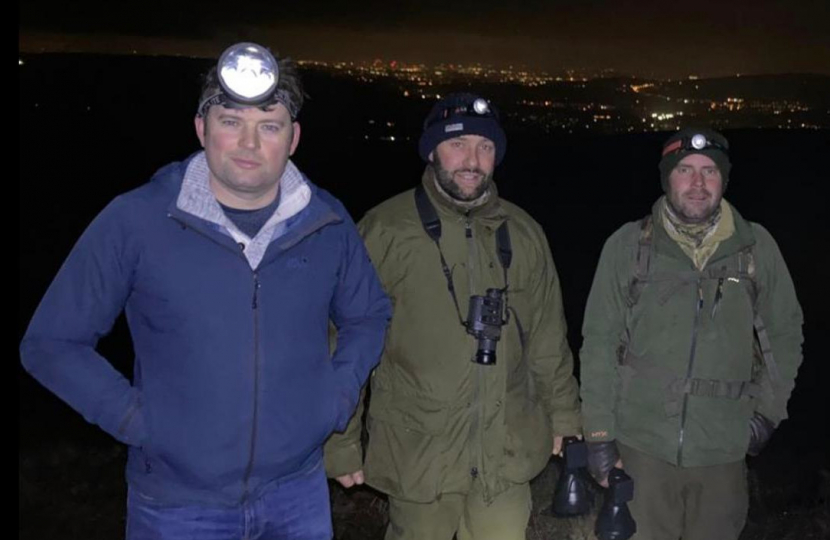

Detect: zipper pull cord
[711, 277, 724, 319]
[252, 274, 260, 309]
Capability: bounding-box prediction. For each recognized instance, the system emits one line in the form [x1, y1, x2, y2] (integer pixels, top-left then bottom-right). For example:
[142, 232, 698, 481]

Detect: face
[430, 135, 496, 202]
[666, 153, 724, 224]
[195, 103, 301, 208]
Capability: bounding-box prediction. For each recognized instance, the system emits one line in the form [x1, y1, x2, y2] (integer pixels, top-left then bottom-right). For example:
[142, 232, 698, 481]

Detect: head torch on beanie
[418, 93, 507, 165]
[658, 127, 731, 191]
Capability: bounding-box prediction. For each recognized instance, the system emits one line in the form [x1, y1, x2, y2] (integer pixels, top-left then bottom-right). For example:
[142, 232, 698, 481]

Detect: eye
[676, 165, 691, 175]
[702, 167, 719, 177]
[220, 118, 239, 127]
[451, 140, 465, 148]
[480, 143, 495, 153]
[260, 124, 281, 133]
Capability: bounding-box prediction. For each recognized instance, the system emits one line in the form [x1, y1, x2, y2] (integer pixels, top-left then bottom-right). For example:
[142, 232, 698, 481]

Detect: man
[325, 93, 582, 540]
[580, 127, 803, 540]
[20, 42, 390, 539]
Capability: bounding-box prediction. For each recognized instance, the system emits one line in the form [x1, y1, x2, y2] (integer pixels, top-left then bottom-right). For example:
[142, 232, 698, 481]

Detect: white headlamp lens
[217, 43, 279, 104]
[690, 134, 707, 150]
[472, 98, 490, 115]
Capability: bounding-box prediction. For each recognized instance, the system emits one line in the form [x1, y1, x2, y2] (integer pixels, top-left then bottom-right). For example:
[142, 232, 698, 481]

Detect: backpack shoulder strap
[495, 221, 512, 270]
[627, 215, 653, 307]
[414, 184, 441, 242]
[739, 245, 781, 390]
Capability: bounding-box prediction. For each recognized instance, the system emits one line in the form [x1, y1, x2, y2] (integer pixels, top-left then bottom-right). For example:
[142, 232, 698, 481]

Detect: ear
[428, 150, 434, 163]
[194, 115, 207, 148]
[289, 122, 301, 156]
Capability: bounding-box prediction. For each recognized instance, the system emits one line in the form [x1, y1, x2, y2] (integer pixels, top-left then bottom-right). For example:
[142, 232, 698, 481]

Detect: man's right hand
[335, 470, 365, 488]
[747, 412, 776, 456]
[587, 441, 624, 487]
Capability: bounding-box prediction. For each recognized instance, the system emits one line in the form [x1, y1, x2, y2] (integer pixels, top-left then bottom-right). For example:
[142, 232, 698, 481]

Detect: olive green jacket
[325, 169, 581, 503]
[580, 199, 803, 467]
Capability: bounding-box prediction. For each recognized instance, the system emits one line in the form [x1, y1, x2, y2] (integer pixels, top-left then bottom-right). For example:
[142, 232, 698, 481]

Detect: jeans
[126, 461, 333, 540]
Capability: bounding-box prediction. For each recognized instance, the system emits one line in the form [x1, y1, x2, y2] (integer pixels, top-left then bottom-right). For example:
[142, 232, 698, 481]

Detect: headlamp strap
[197, 89, 298, 120]
[662, 139, 683, 156]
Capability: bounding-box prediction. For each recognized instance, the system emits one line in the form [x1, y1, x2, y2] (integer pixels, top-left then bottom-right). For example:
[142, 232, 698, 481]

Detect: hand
[553, 436, 563, 456]
[598, 459, 624, 488]
[587, 441, 622, 487]
[748, 412, 775, 456]
[335, 470, 365, 488]
[552, 434, 583, 456]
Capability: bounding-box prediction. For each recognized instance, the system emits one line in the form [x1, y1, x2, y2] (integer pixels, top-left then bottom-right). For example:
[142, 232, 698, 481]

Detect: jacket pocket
[117, 394, 148, 448]
[501, 397, 552, 484]
[364, 389, 450, 502]
[369, 389, 449, 434]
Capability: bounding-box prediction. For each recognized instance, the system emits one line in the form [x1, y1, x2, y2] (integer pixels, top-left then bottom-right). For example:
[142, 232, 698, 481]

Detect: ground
[18, 430, 829, 539]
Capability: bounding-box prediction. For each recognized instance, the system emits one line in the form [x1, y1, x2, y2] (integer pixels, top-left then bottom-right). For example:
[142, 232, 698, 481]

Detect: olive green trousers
[385, 480, 531, 540]
[618, 443, 748, 540]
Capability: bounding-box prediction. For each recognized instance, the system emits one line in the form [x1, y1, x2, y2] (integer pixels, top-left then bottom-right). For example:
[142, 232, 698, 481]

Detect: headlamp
[472, 98, 490, 115]
[425, 97, 498, 129]
[197, 42, 298, 119]
[662, 133, 729, 157]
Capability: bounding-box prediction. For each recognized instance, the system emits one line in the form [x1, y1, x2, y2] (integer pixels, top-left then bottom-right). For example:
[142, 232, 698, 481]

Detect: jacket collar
[651, 197, 756, 267]
[166, 152, 339, 270]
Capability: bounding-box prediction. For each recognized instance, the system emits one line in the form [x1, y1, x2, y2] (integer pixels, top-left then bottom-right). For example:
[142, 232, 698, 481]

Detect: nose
[463, 147, 479, 169]
[238, 124, 259, 150]
[690, 168, 704, 185]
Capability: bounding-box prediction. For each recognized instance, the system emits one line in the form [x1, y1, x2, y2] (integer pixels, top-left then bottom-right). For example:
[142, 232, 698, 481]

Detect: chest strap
[622, 215, 779, 406]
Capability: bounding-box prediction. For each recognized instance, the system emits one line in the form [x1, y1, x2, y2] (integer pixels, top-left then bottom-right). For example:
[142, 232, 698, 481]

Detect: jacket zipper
[167, 215, 263, 503]
[677, 279, 704, 466]
[465, 216, 489, 498]
[240, 271, 261, 503]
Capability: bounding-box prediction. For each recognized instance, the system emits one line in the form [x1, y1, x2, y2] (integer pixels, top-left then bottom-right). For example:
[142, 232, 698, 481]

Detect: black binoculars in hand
[551, 436, 591, 516]
[595, 467, 637, 540]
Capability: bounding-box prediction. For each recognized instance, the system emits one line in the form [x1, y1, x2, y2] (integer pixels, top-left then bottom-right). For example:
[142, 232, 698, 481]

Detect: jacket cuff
[324, 437, 363, 478]
[754, 402, 785, 428]
[583, 422, 615, 442]
[551, 411, 583, 438]
[115, 401, 147, 447]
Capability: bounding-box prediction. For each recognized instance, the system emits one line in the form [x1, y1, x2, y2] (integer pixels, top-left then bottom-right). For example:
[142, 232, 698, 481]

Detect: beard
[667, 188, 722, 224]
[432, 154, 493, 202]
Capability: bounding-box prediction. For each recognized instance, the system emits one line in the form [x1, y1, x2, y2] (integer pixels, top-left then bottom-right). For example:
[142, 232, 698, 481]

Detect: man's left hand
[552, 434, 583, 456]
[748, 412, 776, 456]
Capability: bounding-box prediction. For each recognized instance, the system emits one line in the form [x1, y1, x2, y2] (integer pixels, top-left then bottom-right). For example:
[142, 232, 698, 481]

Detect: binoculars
[466, 288, 505, 366]
[551, 436, 591, 516]
[595, 467, 637, 540]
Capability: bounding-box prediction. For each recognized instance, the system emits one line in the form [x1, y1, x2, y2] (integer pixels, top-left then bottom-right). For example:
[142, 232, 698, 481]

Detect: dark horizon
[18, 0, 830, 79]
[17, 35, 830, 82]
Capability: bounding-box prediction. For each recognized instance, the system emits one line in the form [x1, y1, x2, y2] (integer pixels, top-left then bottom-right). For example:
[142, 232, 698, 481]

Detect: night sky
[19, 0, 830, 78]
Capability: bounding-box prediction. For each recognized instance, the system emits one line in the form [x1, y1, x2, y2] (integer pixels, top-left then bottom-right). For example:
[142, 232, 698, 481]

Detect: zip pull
[697, 280, 704, 311]
[465, 220, 473, 239]
[252, 274, 260, 309]
[711, 277, 724, 319]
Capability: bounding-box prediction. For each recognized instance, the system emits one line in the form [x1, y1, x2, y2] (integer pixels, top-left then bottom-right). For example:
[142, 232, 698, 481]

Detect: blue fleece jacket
[20, 156, 391, 506]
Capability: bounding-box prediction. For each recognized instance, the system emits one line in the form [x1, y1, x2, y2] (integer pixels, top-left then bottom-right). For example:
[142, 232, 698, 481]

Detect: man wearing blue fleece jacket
[20, 42, 391, 540]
